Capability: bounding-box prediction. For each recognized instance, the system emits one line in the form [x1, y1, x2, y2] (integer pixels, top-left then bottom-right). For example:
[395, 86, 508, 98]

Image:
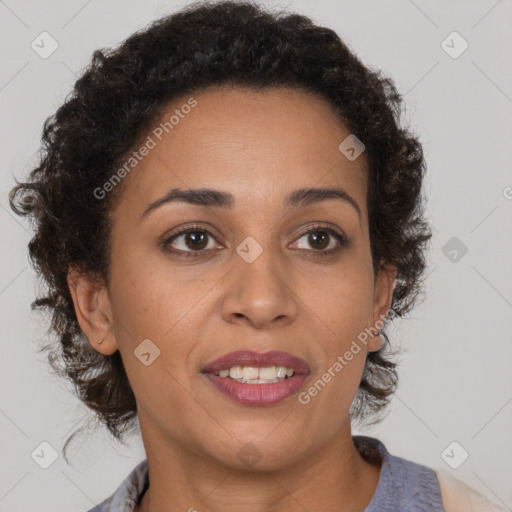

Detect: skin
[68, 86, 397, 512]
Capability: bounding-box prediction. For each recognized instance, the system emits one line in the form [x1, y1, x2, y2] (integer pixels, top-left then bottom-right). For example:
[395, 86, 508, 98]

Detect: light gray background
[1, 0, 511, 510]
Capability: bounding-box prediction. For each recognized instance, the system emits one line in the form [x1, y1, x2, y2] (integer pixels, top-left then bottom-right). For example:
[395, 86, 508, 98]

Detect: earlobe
[366, 328, 383, 353]
[66, 266, 118, 355]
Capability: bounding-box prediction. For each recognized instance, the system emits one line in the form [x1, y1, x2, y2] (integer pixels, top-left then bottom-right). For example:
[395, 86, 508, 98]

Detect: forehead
[112, 86, 368, 219]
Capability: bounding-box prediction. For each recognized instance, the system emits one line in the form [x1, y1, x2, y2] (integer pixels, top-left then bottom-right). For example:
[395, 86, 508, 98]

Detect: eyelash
[162, 223, 348, 259]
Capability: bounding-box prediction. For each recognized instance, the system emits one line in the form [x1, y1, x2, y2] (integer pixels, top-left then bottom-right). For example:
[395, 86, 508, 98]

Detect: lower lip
[203, 373, 308, 406]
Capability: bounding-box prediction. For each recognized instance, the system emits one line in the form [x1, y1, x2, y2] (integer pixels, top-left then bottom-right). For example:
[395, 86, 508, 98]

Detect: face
[69, 86, 396, 471]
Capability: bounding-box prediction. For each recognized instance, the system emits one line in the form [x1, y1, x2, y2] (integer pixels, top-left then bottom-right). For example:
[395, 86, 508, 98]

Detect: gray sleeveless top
[87, 435, 445, 511]
[354, 435, 445, 511]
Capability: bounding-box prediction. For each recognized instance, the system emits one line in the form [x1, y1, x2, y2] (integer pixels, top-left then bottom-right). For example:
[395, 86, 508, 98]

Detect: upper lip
[202, 350, 310, 375]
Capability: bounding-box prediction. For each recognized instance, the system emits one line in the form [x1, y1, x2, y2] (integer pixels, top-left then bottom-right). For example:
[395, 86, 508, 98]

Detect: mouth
[201, 350, 310, 406]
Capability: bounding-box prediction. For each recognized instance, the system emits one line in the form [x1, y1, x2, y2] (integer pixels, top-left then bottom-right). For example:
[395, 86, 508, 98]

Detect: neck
[135, 420, 382, 512]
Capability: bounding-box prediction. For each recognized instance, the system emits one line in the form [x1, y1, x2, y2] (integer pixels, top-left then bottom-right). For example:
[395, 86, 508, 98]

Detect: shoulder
[354, 436, 507, 512]
[355, 435, 445, 511]
[85, 459, 149, 512]
[435, 469, 508, 512]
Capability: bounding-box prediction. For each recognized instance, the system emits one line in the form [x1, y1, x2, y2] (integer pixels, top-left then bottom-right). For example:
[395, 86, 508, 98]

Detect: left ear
[367, 261, 397, 352]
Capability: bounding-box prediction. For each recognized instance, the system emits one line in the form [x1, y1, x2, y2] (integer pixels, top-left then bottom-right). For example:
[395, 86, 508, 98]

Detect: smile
[202, 350, 310, 406]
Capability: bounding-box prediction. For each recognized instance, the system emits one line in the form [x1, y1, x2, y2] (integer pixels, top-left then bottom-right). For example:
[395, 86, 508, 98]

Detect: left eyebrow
[140, 186, 361, 220]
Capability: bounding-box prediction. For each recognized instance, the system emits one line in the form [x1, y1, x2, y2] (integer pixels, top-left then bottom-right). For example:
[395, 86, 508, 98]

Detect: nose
[221, 243, 299, 330]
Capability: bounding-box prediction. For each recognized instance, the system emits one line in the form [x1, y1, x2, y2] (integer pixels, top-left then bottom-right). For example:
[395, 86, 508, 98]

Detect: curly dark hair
[9, 0, 432, 460]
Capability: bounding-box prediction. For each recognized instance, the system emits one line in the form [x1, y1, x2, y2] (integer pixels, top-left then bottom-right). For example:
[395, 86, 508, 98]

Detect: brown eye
[163, 223, 347, 259]
[163, 226, 218, 257]
[292, 224, 348, 256]
[307, 231, 330, 250]
[182, 230, 209, 250]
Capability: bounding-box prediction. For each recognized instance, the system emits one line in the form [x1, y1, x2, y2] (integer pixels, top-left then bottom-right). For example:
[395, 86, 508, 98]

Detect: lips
[201, 350, 310, 406]
[203, 373, 308, 406]
[201, 350, 310, 375]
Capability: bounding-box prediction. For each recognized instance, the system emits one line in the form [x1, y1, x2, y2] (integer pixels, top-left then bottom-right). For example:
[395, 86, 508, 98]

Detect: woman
[9, 1, 505, 510]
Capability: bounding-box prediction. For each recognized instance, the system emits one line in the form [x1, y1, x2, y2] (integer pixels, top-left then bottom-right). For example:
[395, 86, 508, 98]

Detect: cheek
[302, 273, 373, 405]
[108, 246, 198, 340]
[315, 273, 375, 347]
[108, 245, 214, 363]
[109, 275, 200, 427]
[296, 347, 366, 444]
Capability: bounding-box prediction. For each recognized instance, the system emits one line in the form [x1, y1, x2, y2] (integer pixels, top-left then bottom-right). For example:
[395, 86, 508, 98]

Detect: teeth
[259, 366, 277, 379]
[216, 365, 295, 381]
[229, 366, 243, 379]
[242, 367, 259, 380]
